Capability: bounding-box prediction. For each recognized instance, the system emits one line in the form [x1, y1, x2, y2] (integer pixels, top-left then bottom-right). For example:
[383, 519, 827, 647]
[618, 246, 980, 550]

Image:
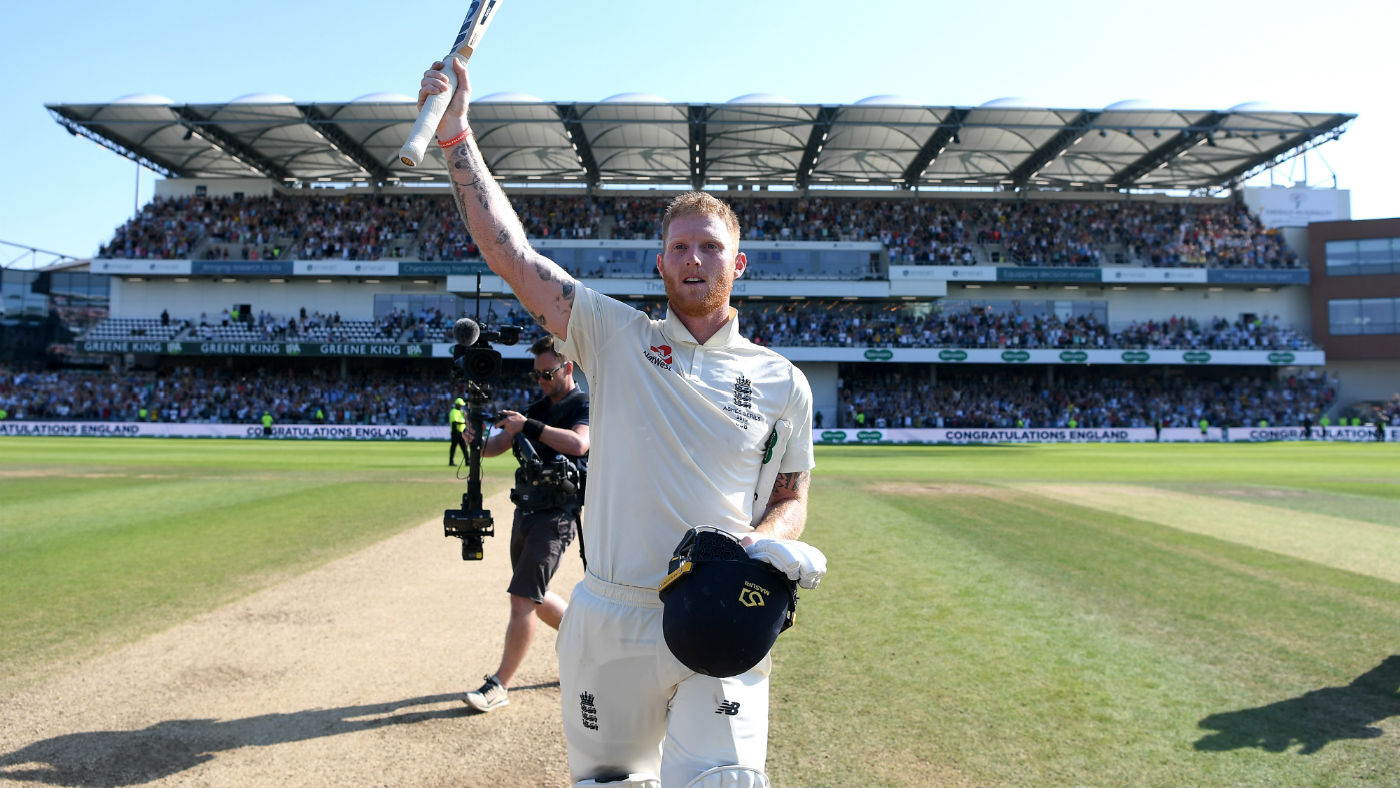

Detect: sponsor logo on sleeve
[643, 343, 673, 370]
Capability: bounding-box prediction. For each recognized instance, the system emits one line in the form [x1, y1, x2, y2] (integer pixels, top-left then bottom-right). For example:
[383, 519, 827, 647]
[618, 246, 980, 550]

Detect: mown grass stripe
[1013, 483, 1400, 583]
[773, 477, 1399, 786]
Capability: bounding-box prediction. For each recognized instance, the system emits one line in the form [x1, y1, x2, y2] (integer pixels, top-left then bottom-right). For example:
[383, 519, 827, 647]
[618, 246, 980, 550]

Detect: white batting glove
[745, 538, 827, 589]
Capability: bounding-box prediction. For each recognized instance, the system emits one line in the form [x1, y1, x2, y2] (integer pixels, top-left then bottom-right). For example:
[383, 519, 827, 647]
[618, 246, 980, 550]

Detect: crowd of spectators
[1, 361, 1350, 431]
[100, 194, 412, 262]
[98, 192, 1299, 270]
[0, 364, 534, 428]
[83, 302, 553, 346]
[376, 306, 451, 342]
[84, 299, 1311, 352]
[1345, 394, 1400, 427]
[100, 197, 205, 259]
[1382, 396, 1400, 425]
[186, 306, 350, 341]
[836, 368, 1337, 430]
[744, 305, 1313, 350]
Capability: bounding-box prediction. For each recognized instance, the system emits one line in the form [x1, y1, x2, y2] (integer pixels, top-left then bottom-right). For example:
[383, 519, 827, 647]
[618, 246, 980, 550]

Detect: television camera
[444, 316, 521, 560]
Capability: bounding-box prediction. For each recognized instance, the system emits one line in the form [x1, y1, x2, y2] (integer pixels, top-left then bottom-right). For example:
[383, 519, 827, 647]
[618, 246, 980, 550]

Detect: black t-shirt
[522, 387, 589, 475]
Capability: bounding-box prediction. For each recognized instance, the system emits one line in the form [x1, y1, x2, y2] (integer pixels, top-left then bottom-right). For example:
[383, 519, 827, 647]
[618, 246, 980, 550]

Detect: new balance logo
[716, 700, 741, 716]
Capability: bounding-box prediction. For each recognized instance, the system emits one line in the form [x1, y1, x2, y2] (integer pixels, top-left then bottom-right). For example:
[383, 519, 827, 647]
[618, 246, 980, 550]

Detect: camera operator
[463, 335, 589, 713]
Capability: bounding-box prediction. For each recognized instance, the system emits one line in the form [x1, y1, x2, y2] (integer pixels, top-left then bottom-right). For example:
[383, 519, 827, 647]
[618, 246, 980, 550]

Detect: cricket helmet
[657, 527, 796, 678]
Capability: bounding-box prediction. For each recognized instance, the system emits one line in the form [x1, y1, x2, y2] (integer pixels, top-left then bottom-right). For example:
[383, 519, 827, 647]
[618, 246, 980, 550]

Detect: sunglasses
[528, 362, 566, 382]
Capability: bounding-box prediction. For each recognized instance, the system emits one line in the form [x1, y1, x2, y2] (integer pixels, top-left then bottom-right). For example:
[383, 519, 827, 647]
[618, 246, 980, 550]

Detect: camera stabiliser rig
[444, 309, 521, 561]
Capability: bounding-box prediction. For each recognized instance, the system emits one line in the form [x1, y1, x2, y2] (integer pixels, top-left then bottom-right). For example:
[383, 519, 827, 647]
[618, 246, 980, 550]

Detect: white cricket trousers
[557, 570, 771, 786]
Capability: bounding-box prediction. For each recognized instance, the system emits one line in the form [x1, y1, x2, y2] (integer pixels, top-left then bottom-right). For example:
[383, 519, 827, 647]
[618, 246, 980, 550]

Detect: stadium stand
[0, 362, 1343, 432]
[835, 366, 1336, 430]
[80, 317, 185, 342]
[0, 363, 533, 427]
[743, 303, 1314, 351]
[14, 96, 1394, 437]
[77, 300, 1311, 353]
[93, 193, 1300, 271]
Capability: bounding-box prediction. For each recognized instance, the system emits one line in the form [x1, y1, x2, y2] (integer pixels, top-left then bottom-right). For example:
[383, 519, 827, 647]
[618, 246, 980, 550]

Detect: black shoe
[464, 674, 508, 712]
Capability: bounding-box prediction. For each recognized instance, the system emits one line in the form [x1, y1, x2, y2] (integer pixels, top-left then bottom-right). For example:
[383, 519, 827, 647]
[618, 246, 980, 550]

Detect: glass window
[1357, 238, 1395, 275]
[1328, 236, 1400, 276]
[1328, 299, 1361, 336]
[1359, 298, 1397, 335]
[1324, 240, 1360, 276]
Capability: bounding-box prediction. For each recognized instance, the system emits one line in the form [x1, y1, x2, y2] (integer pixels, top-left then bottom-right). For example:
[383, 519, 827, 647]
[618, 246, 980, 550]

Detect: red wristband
[437, 128, 472, 148]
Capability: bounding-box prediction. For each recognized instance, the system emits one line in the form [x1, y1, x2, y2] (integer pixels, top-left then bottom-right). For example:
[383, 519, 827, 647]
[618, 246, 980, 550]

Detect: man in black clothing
[462, 335, 589, 713]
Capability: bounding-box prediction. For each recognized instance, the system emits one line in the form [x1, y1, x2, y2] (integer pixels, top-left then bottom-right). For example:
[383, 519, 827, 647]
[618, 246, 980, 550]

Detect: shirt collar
[663, 305, 741, 348]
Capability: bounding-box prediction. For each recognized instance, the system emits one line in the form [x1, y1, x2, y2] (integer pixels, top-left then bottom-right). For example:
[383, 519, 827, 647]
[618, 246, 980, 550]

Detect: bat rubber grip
[399, 56, 462, 167]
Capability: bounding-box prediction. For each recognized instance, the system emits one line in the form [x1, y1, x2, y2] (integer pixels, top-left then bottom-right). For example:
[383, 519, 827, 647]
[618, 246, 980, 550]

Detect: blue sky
[2, 0, 1396, 267]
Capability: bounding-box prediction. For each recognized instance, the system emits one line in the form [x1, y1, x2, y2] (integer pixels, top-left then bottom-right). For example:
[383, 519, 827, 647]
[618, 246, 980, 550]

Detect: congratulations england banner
[2, 422, 1394, 443]
[0, 422, 450, 440]
[813, 426, 1397, 444]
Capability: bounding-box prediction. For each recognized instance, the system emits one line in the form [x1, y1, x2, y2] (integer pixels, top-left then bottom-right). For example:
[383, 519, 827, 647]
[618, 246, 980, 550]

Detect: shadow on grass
[0, 684, 553, 787]
[1194, 655, 1400, 754]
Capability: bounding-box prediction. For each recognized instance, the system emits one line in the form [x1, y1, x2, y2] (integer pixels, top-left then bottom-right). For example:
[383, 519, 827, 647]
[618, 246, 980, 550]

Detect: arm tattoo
[445, 139, 577, 332]
[760, 470, 810, 539]
[773, 471, 809, 494]
[447, 143, 529, 265]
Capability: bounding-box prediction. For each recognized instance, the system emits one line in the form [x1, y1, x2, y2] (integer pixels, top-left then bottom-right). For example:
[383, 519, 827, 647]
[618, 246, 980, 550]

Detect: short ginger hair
[660, 191, 741, 247]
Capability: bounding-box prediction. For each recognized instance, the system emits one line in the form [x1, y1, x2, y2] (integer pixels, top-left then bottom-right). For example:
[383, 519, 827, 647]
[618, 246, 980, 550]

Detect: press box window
[1325, 236, 1400, 277]
[1324, 240, 1360, 276]
[1329, 298, 1399, 336]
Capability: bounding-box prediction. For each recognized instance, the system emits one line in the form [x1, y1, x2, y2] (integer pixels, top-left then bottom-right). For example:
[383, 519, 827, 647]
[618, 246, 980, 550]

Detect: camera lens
[453, 346, 502, 380]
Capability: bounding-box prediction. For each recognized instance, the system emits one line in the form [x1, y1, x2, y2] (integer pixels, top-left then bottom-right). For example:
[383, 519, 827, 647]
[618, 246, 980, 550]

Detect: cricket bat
[398, 0, 503, 167]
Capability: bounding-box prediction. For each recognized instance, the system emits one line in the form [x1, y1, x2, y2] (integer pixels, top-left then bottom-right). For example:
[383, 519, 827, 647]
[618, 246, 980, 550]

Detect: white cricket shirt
[556, 286, 815, 590]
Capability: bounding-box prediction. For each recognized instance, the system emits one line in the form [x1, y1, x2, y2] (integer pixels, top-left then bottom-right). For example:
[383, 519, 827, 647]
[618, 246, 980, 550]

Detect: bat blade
[398, 0, 503, 168]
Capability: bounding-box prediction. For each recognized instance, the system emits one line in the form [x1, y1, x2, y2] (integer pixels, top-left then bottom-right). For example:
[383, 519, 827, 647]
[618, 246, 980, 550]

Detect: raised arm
[419, 58, 578, 338]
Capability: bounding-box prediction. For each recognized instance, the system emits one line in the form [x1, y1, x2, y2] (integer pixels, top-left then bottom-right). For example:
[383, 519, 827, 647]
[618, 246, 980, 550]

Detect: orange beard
[663, 267, 734, 320]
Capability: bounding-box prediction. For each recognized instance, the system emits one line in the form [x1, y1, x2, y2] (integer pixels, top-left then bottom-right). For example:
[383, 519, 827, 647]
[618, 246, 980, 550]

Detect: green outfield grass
[0, 437, 516, 690]
[771, 443, 1400, 787]
[3, 438, 1398, 786]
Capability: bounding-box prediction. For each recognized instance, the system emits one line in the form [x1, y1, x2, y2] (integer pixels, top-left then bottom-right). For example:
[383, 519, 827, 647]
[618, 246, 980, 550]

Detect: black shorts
[507, 507, 578, 603]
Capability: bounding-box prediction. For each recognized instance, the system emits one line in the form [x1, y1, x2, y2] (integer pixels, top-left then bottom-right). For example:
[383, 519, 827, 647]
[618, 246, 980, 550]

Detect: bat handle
[399, 55, 463, 168]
